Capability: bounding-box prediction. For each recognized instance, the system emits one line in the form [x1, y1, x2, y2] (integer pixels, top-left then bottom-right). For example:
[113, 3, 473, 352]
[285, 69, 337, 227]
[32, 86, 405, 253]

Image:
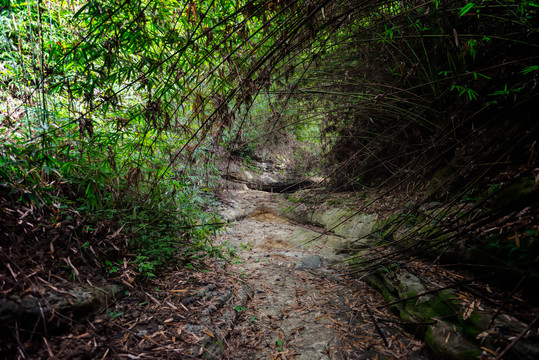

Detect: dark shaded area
[258, 179, 317, 193]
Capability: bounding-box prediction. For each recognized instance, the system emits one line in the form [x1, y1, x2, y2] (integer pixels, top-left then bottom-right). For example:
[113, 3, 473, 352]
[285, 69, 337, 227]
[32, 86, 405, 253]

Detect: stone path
[217, 190, 427, 359]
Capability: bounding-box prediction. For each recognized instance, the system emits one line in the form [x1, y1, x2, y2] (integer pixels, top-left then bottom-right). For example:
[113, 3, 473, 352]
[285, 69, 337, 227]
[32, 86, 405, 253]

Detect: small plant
[460, 189, 480, 203]
[107, 311, 124, 319]
[133, 256, 156, 278]
[105, 260, 118, 274]
[451, 84, 479, 101]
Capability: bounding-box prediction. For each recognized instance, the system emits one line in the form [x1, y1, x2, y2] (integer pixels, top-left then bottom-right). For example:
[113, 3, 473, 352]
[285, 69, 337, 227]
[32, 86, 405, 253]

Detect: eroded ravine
[217, 189, 427, 359]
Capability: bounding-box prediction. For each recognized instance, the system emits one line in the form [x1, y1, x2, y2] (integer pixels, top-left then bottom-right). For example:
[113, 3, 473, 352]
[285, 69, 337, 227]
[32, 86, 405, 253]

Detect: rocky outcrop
[283, 203, 378, 243]
[364, 270, 539, 360]
[0, 283, 125, 334]
[221, 160, 317, 193]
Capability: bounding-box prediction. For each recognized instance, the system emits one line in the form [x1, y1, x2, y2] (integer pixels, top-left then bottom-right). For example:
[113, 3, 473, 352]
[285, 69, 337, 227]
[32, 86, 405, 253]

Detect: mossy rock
[363, 268, 539, 360]
[374, 271, 460, 328]
[406, 291, 458, 322]
[489, 177, 535, 210]
[425, 321, 482, 360]
[457, 310, 491, 339]
[363, 274, 400, 307]
[372, 211, 403, 234]
[376, 270, 473, 355]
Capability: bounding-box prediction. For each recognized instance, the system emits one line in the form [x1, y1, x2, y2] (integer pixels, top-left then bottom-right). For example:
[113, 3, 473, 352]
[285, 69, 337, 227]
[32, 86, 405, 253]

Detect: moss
[457, 348, 482, 359]
[489, 177, 535, 210]
[458, 320, 482, 339]
[435, 291, 459, 315]
[425, 322, 482, 360]
[372, 212, 401, 233]
[363, 275, 399, 306]
[203, 338, 224, 358]
[403, 290, 458, 324]
[457, 310, 491, 339]
[417, 224, 439, 238]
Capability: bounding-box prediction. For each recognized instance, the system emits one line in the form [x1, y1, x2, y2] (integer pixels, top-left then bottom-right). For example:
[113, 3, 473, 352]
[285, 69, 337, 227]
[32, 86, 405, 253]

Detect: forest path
[217, 190, 425, 359]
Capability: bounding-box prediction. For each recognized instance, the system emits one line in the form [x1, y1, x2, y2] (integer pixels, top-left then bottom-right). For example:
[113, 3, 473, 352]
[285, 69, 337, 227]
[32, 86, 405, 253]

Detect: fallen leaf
[166, 301, 178, 310]
[202, 329, 214, 338]
[462, 301, 475, 320]
[43, 337, 54, 358]
[328, 317, 344, 327]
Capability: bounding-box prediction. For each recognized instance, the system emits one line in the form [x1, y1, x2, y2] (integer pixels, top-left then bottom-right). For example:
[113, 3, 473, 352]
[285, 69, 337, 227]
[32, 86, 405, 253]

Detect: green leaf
[235, 304, 247, 312]
[107, 311, 124, 319]
[0, 167, 10, 181]
[459, 3, 475, 17]
[520, 65, 539, 74]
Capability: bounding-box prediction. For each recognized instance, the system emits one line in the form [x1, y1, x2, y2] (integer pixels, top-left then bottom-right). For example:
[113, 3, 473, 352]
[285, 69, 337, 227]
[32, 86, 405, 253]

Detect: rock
[284, 204, 378, 239]
[220, 159, 313, 193]
[298, 255, 324, 269]
[382, 270, 459, 327]
[0, 283, 125, 334]
[363, 269, 539, 360]
[220, 179, 249, 190]
[425, 321, 482, 360]
[394, 271, 427, 298]
[512, 340, 539, 360]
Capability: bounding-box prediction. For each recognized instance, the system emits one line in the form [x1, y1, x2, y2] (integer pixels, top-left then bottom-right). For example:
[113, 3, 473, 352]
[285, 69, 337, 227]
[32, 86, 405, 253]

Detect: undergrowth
[0, 124, 224, 278]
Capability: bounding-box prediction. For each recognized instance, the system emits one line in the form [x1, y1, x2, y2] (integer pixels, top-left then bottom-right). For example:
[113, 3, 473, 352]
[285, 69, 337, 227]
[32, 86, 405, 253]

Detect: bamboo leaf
[459, 3, 475, 17]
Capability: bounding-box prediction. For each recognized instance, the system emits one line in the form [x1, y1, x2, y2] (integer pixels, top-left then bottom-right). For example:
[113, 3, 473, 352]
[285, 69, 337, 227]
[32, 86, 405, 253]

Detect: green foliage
[451, 85, 479, 101]
[0, 0, 244, 276]
[107, 311, 124, 319]
[459, 3, 475, 17]
[2, 0, 537, 282]
[289, 0, 539, 190]
[482, 230, 539, 267]
[105, 260, 119, 274]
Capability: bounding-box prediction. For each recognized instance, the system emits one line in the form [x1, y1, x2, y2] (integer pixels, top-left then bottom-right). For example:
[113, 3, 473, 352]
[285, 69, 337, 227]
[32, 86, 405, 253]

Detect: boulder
[0, 283, 125, 334]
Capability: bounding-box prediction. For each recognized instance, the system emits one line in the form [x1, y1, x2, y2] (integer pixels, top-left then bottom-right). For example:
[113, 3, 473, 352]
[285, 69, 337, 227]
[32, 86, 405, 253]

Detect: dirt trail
[218, 190, 427, 359]
[1, 189, 429, 359]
